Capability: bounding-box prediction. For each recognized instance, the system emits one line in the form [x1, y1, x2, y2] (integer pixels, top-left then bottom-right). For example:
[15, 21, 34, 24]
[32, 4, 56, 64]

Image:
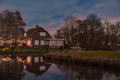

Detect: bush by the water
[2, 47, 11, 52]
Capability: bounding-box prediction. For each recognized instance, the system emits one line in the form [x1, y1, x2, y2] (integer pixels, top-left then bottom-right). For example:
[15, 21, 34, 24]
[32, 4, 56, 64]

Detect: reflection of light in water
[101, 72, 118, 80]
[40, 66, 46, 71]
[1, 57, 12, 62]
[27, 56, 32, 63]
[40, 57, 44, 62]
[34, 57, 39, 63]
[24, 65, 27, 70]
[17, 56, 23, 63]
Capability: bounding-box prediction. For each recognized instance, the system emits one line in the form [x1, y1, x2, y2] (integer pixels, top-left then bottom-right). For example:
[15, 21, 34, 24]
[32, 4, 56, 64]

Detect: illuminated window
[34, 40, 39, 45]
[40, 32, 46, 36]
[27, 56, 32, 63]
[27, 40, 31, 45]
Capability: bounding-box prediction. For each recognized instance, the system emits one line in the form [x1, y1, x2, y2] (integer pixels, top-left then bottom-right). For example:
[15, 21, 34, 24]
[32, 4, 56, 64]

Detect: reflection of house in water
[23, 55, 51, 76]
[0, 55, 51, 79]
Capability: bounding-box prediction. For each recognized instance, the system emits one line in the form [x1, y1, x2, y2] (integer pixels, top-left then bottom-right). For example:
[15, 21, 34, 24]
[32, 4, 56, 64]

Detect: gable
[26, 25, 52, 39]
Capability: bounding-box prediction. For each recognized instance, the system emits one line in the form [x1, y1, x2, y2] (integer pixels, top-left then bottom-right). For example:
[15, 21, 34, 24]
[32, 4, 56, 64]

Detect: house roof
[27, 25, 47, 33]
[26, 25, 52, 39]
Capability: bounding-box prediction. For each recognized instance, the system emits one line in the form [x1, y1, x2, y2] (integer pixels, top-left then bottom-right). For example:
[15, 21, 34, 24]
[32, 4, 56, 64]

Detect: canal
[0, 54, 119, 80]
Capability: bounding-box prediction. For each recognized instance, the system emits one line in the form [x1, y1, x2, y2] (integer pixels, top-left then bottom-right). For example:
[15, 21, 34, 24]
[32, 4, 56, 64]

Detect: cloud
[103, 17, 120, 24]
[94, 3, 105, 8]
[0, 0, 120, 36]
[40, 20, 63, 36]
[93, 0, 119, 9]
[100, 15, 120, 25]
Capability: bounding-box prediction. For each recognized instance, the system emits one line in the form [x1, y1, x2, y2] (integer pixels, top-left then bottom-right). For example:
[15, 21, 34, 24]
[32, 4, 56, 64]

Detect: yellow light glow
[27, 40, 31, 45]
[26, 56, 32, 63]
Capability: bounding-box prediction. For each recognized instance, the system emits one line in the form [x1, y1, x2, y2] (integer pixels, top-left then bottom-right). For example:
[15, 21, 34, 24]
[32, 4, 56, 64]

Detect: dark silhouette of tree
[85, 14, 104, 50]
[0, 10, 26, 42]
[55, 16, 77, 46]
[55, 14, 120, 50]
[76, 19, 89, 50]
[104, 21, 120, 50]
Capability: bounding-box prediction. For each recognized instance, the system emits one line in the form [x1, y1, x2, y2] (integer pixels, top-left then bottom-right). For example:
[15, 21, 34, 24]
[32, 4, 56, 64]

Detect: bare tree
[55, 16, 77, 46]
[104, 21, 120, 50]
[0, 10, 26, 42]
[63, 16, 77, 46]
[55, 14, 120, 50]
[76, 19, 89, 49]
[85, 14, 104, 50]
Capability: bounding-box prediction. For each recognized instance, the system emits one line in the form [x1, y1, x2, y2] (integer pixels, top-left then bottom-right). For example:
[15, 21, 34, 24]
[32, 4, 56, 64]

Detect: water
[0, 54, 119, 80]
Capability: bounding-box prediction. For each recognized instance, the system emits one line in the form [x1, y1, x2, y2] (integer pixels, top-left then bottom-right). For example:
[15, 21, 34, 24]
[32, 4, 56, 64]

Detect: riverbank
[0, 48, 67, 55]
[44, 51, 120, 71]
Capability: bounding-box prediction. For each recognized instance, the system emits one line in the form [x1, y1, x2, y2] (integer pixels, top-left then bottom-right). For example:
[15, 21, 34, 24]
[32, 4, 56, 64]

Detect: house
[24, 25, 64, 48]
[24, 25, 51, 48]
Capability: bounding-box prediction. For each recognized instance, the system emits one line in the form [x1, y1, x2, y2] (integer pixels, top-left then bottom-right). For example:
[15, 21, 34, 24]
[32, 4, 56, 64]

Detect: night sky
[0, 0, 120, 35]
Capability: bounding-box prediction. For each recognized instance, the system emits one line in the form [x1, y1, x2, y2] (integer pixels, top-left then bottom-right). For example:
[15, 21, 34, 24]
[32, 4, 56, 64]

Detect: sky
[0, 0, 120, 35]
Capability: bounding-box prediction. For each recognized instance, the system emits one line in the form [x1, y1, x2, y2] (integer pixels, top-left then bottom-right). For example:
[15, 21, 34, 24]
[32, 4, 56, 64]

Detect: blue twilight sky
[0, 0, 120, 35]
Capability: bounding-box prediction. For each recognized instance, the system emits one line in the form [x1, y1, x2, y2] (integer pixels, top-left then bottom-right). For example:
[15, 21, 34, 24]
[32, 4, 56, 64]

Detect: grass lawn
[17, 48, 64, 52]
[73, 51, 120, 59]
[0, 47, 120, 59]
[16, 48, 46, 52]
[0, 47, 68, 53]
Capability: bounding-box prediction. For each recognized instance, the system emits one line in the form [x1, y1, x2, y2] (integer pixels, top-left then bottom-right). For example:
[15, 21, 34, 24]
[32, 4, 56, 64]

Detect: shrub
[2, 47, 11, 52]
[20, 43, 30, 48]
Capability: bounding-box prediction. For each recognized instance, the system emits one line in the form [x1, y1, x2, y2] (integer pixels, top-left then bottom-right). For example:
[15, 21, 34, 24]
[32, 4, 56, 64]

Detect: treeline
[55, 14, 120, 50]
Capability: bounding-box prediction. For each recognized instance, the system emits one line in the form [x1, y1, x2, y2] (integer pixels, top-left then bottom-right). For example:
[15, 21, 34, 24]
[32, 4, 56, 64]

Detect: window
[44, 40, 49, 45]
[50, 40, 57, 47]
[34, 40, 39, 45]
[34, 57, 39, 63]
[57, 41, 63, 47]
[41, 40, 44, 45]
[27, 56, 32, 63]
[40, 66, 46, 71]
[40, 32, 46, 36]
[27, 40, 31, 45]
